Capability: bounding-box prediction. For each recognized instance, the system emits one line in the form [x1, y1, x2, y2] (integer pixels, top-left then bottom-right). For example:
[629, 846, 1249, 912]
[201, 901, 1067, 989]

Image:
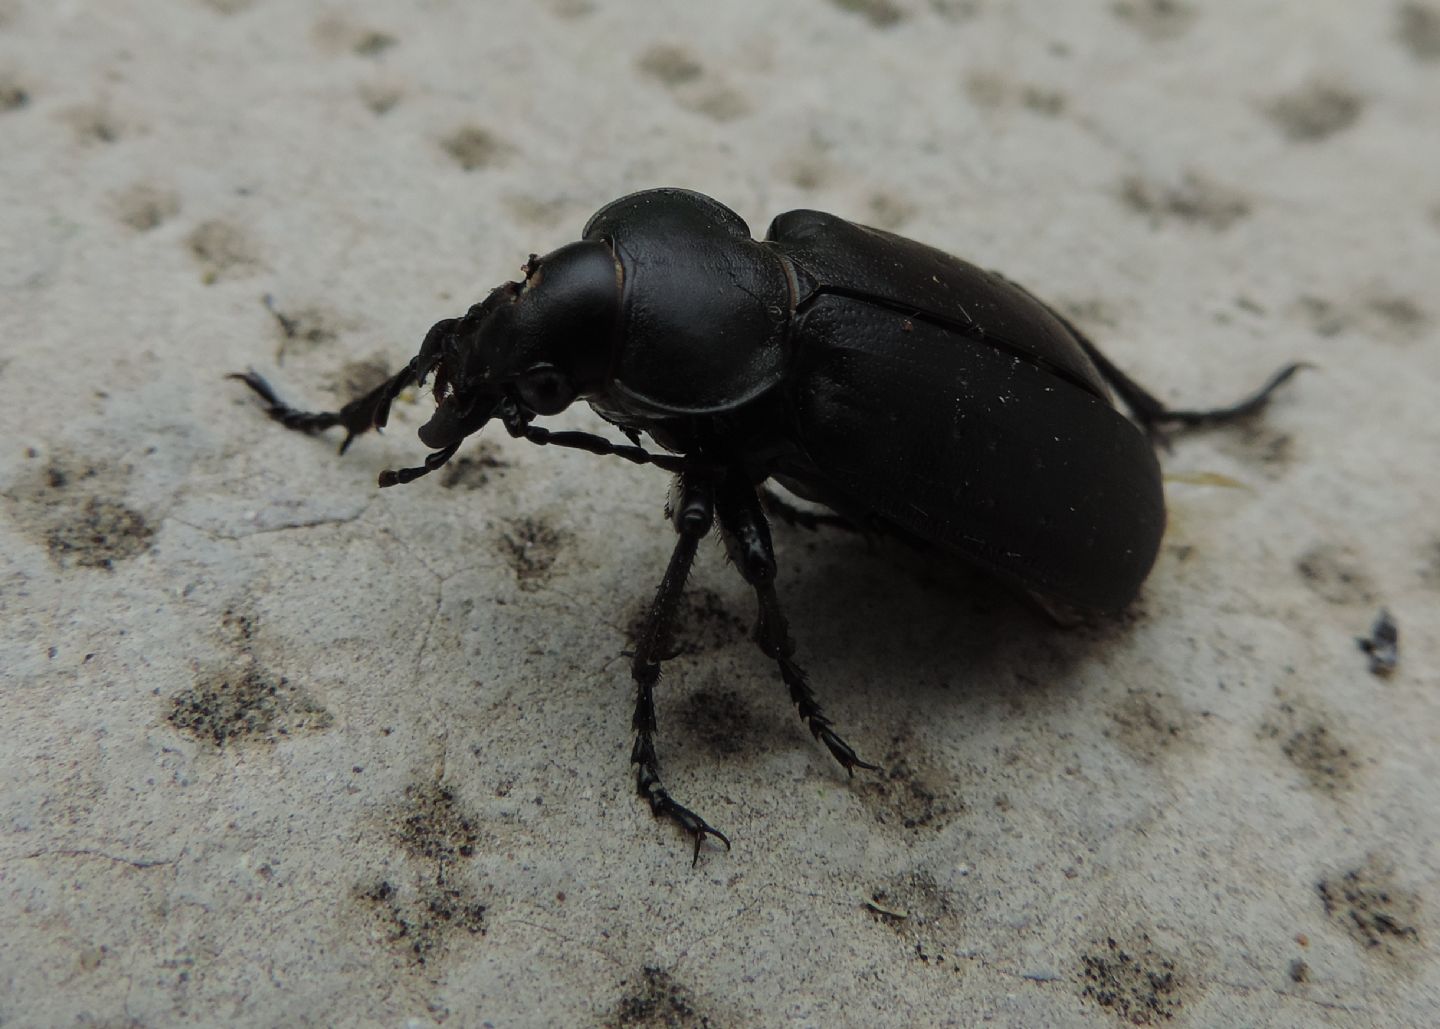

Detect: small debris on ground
[1356, 608, 1398, 676]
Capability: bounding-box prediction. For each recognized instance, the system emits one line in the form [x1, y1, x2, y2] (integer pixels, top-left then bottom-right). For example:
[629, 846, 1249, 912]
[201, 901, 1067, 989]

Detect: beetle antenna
[377, 443, 461, 488]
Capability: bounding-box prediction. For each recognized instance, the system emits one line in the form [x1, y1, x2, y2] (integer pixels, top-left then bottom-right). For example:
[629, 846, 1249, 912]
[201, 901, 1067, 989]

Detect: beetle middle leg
[716, 477, 879, 777]
[630, 473, 732, 865]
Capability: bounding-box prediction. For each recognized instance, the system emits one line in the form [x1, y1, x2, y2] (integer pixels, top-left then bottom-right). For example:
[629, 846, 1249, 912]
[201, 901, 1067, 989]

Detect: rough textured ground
[2, 1, 1437, 1025]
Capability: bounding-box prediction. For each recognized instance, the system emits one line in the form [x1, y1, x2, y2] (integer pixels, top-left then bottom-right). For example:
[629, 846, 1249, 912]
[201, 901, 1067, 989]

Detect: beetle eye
[515, 364, 575, 415]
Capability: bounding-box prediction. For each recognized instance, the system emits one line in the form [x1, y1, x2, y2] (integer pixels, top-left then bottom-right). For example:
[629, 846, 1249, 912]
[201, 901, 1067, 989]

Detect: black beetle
[234, 187, 1299, 863]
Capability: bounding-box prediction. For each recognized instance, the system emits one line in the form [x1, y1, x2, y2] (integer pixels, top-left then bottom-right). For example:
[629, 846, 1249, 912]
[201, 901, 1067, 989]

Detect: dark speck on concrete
[1296, 543, 1376, 606]
[498, 517, 568, 589]
[826, 0, 907, 28]
[1317, 859, 1422, 958]
[1356, 609, 1398, 677]
[353, 31, 397, 57]
[608, 966, 712, 1028]
[0, 72, 29, 111]
[393, 781, 481, 865]
[1120, 171, 1250, 230]
[1111, 0, 1196, 41]
[1398, 3, 1440, 61]
[441, 126, 513, 171]
[1078, 934, 1186, 1024]
[636, 45, 704, 86]
[169, 666, 332, 746]
[1260, 698, 1361, 797]
[1264, 83, 1365, 142]
[5, 456, 155, 570]
[439, 444, 510, 489]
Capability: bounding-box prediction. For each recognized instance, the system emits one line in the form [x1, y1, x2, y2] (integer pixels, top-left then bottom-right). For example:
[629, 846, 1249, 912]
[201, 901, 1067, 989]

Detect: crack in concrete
[21, 847, 179, 871]
[168, 498, 375, 541]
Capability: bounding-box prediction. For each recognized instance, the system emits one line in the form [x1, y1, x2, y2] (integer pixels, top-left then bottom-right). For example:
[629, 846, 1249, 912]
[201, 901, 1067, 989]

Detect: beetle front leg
[230, 366, 412, 454]
[715, 479, 879, 777]
[630, 474, 731, 865]
[231, 317, 455, 454]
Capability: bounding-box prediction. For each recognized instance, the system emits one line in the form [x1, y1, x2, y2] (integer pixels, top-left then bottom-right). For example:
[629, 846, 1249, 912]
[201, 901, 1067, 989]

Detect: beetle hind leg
[776, 657, 878, 775]
[1081, 339, 1302, 437]
[716, 479, 879, 777]
[1053, 312, 1304, 442]
[1131, 362, 1304, 429]
[629, 474, 732, 865]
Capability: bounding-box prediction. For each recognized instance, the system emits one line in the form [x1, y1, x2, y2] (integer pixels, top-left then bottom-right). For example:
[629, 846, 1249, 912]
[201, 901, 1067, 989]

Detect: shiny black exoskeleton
[234, 187, 1299, 863]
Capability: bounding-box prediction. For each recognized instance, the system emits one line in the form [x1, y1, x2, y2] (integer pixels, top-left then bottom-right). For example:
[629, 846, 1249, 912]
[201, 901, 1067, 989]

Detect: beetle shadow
[770, 526, 1140, 715]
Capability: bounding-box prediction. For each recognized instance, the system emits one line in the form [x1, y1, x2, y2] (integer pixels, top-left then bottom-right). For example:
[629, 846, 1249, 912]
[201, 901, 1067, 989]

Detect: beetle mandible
[234, 187, 1299, 863]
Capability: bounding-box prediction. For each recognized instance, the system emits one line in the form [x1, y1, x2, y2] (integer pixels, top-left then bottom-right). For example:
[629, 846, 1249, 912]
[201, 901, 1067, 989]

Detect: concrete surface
[2, 1, 1438, 1025]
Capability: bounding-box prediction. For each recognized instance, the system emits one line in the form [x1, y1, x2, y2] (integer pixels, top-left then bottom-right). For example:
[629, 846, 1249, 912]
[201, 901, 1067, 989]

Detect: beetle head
[415, 239, 620, 450]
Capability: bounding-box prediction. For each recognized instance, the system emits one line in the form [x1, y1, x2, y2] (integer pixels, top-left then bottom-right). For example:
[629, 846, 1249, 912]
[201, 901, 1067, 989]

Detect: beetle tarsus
[716, 480, 878, 776]
[229, 369, 343, 435]
[1055, 315, 1305, 443]
[778, 658, 880, 776]
[628, 475, 731, 863]
[230, 361, 420, 454]
[1149, 361, 1308, 428]
[634, 735, 732, 867]
[378, 443, 461, 488]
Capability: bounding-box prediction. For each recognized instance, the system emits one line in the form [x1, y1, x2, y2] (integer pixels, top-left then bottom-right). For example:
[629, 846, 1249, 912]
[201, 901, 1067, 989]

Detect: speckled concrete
[2, 1, 1438, 1025]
